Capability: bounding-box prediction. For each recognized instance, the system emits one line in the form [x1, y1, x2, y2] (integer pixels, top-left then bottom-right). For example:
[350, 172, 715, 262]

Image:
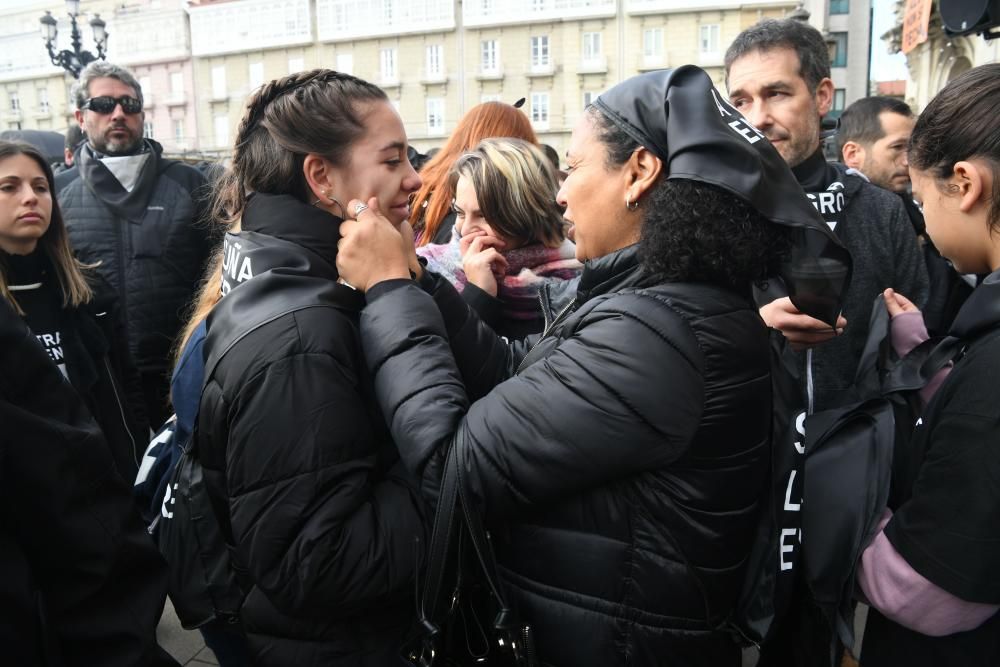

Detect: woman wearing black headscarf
[336, 66, 850, 664]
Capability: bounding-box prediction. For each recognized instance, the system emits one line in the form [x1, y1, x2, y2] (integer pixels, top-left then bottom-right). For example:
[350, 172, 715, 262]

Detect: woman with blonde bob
[411, 101, 537, 245]
[0, 139, 147, 480]
[417, 138, 580, 338]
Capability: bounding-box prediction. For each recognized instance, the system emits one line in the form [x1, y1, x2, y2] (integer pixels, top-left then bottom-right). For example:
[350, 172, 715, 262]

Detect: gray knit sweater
[791, 153, 929, 411]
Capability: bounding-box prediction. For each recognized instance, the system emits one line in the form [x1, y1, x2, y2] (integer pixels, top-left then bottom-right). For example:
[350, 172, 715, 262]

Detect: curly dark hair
[590, 109, 791, 291]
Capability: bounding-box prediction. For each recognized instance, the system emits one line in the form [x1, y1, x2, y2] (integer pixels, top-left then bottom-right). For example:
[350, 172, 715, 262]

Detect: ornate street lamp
[39, 0, 109, 79]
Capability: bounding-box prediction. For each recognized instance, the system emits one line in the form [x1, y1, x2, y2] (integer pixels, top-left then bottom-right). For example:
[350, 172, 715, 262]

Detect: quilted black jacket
[361, 245, 772, 666]
[195, 194, 427, 666]
[56, 141, 214, 373]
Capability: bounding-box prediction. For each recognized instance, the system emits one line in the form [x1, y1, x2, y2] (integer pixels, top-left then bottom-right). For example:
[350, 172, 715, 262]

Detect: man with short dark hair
[837, 96, 914, 193]
[725, 19, 930, 667]
[838, 96, 973, 335]
[57, 61, 215, 426]
[725, 18, 928, 412]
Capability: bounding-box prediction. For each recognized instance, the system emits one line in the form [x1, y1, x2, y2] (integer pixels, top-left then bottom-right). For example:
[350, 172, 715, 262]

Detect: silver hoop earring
[626, 197, 639, 211]
[327, 195, 346, 219]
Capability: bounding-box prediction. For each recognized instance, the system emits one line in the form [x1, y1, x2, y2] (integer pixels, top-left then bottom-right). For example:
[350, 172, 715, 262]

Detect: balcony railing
[464, 0, 614, 28]
[189, 0, 311, 57]
[625, 0, 762, 13]
[317, 0, 455, 41]
[579, 56, 608, 74]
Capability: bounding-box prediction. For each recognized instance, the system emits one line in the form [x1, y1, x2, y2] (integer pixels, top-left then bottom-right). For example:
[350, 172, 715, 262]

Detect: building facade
[186, 0, 797, 159]
[886, 3, 1000, 112]
[11, 0, 892, 161]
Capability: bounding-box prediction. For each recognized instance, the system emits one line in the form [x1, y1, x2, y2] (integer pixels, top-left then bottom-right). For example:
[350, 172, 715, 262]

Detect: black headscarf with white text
[594, 65, 852, 326]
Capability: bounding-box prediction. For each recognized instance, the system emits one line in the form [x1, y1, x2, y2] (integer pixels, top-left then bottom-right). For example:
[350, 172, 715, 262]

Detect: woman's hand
[461, 231, 507, 297]
[336, 197, 411, 292]
[883, 288, 920, 318]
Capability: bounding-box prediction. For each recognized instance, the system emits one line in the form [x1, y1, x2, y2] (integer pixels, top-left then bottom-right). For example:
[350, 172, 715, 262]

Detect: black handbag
[402, 441, 539, 667]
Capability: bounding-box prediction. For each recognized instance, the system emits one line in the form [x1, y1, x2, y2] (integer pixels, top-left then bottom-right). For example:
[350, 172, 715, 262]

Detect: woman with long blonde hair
[416, 138, 580, 338]
[410, 100, 537, 245]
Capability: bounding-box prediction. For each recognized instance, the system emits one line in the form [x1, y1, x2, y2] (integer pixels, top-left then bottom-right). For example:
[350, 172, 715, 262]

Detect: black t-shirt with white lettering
[2, 251, 69, 377]
[861, 324, 1000, 666]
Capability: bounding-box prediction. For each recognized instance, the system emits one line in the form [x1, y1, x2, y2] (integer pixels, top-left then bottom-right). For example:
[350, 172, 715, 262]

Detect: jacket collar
[77, 138, 163, 222]
[950, 268, 1000, 340]
[576, 244, 654, 303]
[241, 192, 342, 268]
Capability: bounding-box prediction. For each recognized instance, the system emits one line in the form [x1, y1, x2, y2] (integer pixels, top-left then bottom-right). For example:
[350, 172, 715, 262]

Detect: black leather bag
[402, 441, 539, 667]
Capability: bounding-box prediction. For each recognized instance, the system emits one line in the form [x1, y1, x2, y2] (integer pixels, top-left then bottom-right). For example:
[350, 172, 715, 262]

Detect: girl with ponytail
[189, 69, 426, 666]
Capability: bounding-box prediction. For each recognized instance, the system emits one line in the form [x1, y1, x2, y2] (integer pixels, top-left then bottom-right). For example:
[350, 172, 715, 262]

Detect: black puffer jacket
[56, 140, 214, 373]
[362, 245, 771, 665]
[196, 194, 427, 666]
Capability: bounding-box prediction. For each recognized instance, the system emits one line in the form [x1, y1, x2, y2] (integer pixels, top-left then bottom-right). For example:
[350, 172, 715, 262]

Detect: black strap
[419, 441, 514, 635]
[419, 444, 462, 632]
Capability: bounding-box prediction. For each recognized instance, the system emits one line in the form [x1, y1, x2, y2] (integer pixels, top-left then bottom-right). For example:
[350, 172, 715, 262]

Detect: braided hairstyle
[211, 69, 388, 226]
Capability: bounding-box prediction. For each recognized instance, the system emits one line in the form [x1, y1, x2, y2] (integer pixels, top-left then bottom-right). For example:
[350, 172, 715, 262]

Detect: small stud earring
[626, 196, 639, 211]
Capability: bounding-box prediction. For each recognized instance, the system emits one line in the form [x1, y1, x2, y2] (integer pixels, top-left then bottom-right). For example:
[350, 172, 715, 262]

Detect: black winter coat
[2, 250, 149, 482]
[362, 245, 771, 665]
[196, 194, 427, 666]
[0, 297, 176, 667]
[56, 140, 215, 373]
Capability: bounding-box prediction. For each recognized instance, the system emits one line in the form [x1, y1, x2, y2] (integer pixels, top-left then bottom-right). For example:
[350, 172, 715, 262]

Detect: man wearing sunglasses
[56, 61, 217, 430]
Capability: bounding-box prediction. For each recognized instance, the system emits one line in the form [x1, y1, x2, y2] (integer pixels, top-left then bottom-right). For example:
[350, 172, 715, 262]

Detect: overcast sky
[872, 0, 911, 81]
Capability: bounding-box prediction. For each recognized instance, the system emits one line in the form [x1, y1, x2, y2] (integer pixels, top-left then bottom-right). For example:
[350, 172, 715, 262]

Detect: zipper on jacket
[115, 216, 128, 351]
[806, 348, 815, 415]
[514, 296, 576, 376]
[104, 357, 139, 468]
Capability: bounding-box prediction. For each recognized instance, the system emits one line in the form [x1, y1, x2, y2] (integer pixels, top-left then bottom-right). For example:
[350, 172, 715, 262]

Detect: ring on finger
[353, 202, 369, 218]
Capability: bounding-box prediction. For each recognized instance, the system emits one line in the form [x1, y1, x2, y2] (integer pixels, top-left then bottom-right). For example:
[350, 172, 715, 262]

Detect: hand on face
[460, 230, 508, 297]
[336, 197, 412, 292]
[759, 296, 848, 351]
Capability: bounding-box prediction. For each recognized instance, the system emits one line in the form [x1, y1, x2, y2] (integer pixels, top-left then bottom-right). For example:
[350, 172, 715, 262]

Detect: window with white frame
[530, 92, 549, 129]
[531, 35, 550, 71]
[426, 44, 444, 79]
[211, 66, 226, 99]
[582, 90, 598, 109]
[249, 62, 264, 90]
[699, 24, 720, 54]
[214, 114, 229, 147]
[135, 76, 151, 106]
[582, 32, 602, 61]
[336, 53, 353, 75]
[288, 57, 304, 74]
[380, 48, 397, 82]
[426, 97, 444, 135]
[9, 92, 20, 112]
[143, 120, 153, 139]
[170, 71, 184, 99]
[37, 88, 49, 113]
[481, 40, 499, 74]
[173, 119, 184, 143]
[481, 93, 501, 103]
[643, 28, 663, 62]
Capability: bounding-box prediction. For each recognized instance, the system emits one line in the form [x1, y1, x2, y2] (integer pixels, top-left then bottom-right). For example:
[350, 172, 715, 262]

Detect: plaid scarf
[416, 230, 582, 321]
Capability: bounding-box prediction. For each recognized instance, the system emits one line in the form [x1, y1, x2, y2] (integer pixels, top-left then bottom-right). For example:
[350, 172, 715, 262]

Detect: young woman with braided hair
[192, 69, 427, 665]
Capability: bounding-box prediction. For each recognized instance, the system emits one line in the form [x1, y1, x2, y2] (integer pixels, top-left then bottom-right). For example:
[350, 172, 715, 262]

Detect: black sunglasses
[82, 95, 143, 114]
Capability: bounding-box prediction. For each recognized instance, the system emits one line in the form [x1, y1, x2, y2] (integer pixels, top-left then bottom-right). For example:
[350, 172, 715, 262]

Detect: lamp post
[39, 0, 109, 79]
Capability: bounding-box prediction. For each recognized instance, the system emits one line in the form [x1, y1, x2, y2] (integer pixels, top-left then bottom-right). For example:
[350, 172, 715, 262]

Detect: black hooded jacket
[362, 245, 772, 665]
[195, 194, 427, 666]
